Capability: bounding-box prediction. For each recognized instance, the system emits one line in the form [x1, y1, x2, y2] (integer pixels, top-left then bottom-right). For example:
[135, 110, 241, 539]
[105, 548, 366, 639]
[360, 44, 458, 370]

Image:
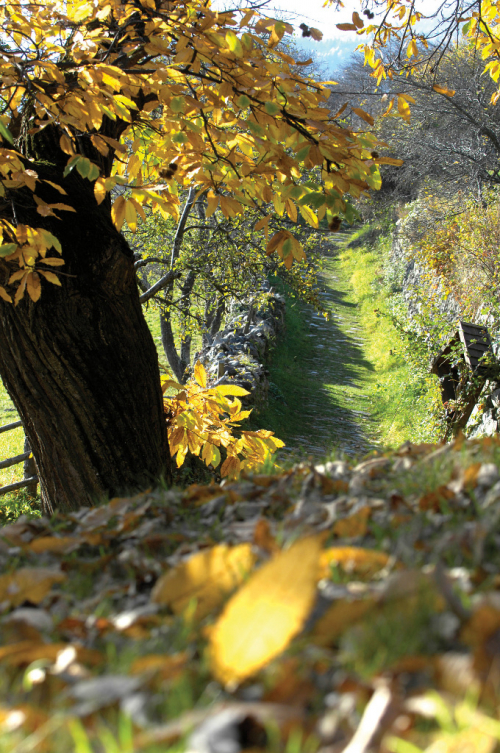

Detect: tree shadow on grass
[252, 276, 378, 462]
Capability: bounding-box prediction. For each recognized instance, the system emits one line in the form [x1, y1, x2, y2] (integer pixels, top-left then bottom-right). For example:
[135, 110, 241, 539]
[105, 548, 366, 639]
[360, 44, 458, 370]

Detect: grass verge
[338, 224, 442, 446]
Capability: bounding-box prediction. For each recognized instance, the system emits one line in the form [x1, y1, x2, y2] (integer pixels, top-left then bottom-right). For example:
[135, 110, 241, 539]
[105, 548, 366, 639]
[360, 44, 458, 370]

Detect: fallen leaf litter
[2, 435, 500, 750]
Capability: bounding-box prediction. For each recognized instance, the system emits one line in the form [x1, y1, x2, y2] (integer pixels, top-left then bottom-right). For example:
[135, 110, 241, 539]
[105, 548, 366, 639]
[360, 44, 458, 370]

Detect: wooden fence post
[23, 435, 38, 497]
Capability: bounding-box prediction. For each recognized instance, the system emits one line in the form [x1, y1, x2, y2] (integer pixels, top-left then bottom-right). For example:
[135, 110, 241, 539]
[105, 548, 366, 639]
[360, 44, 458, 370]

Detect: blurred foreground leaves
[2, 436, 500, 750]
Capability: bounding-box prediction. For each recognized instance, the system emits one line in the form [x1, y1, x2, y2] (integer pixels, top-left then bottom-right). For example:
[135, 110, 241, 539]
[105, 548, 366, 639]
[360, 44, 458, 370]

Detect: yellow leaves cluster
[0, 0, 385, 304]
[336, 0, 500, 110]
[163, 361, 284, 478]
[153, 535, 394, 685]
[0, 223, 64, 304]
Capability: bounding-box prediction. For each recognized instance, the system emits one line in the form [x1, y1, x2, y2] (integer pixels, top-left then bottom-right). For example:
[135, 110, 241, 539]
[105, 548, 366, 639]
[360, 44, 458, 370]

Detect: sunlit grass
[338, 226, 442, 446]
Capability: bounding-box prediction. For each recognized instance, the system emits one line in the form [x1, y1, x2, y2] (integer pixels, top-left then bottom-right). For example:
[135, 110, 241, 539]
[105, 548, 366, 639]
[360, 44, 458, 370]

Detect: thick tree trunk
[0, 166, 171, 514]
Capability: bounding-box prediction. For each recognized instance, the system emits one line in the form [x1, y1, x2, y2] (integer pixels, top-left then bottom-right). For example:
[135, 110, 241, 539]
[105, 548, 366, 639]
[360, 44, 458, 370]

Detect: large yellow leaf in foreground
[209, 536, 321, 684]
[151, 544, 255, 619]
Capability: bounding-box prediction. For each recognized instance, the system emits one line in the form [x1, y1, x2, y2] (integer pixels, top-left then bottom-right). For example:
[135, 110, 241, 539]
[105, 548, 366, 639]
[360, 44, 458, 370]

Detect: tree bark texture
[0, 156, 171, 514]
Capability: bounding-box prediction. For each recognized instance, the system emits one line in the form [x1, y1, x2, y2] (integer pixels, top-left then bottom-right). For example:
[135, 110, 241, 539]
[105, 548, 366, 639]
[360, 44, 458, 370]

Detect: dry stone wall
[390, 218, 500, 438]
[193, 281, 285, 409]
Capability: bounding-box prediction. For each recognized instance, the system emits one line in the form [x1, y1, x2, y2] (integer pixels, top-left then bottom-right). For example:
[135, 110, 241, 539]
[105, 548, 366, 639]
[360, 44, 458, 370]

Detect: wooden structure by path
[432, 321, 496, 438]
[0, 420, 38, 496]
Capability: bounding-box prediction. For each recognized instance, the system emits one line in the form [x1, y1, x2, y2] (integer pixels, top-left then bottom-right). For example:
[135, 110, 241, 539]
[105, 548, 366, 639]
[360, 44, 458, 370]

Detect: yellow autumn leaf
[194, 361, 207, 389]
[333, 506, 371, 538]
[407, 38, 418, 58]
[206, 192, 219, 217]
[285, 199, 297, 222]
[38, 270, 61, 286]
[352, 107, 374, 126]
[216, 384, 249, 397]
[0, 568, 66, 607]
[299, 205, 318, 228]
[433, 84, 456, 97]
[26, 271, 41, 302]
[151, 543, 255, 619]
[397, 96, 411, 122]
[0, 287, 12, 303]
[124, 198, 137, 232]
[59, 133, 74, 155]
[220, 454, 241, 479]
[209, 536, 321, 684]
[319, 547, 390, 580]
[111, 195, 126, 231]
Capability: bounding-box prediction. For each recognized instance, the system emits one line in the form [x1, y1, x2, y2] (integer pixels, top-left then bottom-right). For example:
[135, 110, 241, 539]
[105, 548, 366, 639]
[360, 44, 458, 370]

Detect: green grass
[249, 254, 379, 462]
[250, 227, 442, 462]
[0, 383, 28, 514]
[338, 225, 442, 446]
[248, 281, 317, 453]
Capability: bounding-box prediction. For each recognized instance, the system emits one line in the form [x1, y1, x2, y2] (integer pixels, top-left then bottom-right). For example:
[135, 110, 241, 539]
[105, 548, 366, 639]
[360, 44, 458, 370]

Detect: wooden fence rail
[0, 422, 38, 497]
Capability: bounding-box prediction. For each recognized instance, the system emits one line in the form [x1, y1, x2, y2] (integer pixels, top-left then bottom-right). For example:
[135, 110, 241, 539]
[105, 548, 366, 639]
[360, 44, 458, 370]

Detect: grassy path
[255, 233, 380, 461]
[0, 234, 380, 496]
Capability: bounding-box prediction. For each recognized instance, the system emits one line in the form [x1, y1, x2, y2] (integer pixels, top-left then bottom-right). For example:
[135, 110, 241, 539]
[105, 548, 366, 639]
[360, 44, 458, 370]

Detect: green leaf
[289, 185, 304, 200]
[87, 162, 100, 181]
[40, 230, 62, 254]
[76, 158, 91, 179]
[63, 156, 80, 177]
[343, 202, 360, 224]
[366, 165, 382, 190]
[0, 243, 17, 257]
[295, 145, 311, 161]
[170, 97, 185, 113]
[264, 101, 280, 116]
[226, 31, 243, 57]
[172, 132, 187, 144]
[325, 192, 341, 209]
[298, 191, 325, 209]
[247, 121, 264, 136]
[0, 122, 14, 145]
[282, 238, 293, 256]
[237, 95, 250, 108]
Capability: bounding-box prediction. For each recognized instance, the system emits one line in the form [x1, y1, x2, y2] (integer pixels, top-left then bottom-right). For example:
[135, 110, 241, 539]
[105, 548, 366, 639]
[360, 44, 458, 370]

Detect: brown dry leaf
[263, 658, 315, 705]
[28, 536, 80, 554]
[418, 485, 454, 511]
[319, 547, 390, 580]
[209, 536, 321, 685]
[461, 604, 500, 686]
[463, 462, 482, 491]
[0, 568, 66, 607]
[333, 506, 371, 538]
[311, 598, 376, 647]
[253, 519, 278, 554]
[318, 476, 349, 495]
[151, 544, 255, 619]
[0, 640, 102, 667]
[130, 652, 188, 680]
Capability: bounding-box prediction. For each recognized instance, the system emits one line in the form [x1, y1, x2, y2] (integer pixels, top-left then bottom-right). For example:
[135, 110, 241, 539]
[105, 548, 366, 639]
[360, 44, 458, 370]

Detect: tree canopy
[0, 0, 383, 305]
[335, 1, 500, 108]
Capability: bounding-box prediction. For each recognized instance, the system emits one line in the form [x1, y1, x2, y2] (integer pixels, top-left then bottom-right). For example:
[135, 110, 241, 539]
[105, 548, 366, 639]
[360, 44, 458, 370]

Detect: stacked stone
[193, 282, 285, 409]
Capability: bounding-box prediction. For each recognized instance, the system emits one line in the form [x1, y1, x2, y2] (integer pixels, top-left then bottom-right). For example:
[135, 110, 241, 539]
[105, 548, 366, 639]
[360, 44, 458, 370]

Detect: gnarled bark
[0, 161, 171, 514]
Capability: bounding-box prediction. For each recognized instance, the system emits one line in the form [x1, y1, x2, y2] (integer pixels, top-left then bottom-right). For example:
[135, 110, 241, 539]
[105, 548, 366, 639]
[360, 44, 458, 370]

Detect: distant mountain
[293, 36, 360, 76]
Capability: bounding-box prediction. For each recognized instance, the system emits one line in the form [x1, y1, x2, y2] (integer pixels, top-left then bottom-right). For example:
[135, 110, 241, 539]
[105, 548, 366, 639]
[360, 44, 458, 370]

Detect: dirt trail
[281, 234, 379, 459]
